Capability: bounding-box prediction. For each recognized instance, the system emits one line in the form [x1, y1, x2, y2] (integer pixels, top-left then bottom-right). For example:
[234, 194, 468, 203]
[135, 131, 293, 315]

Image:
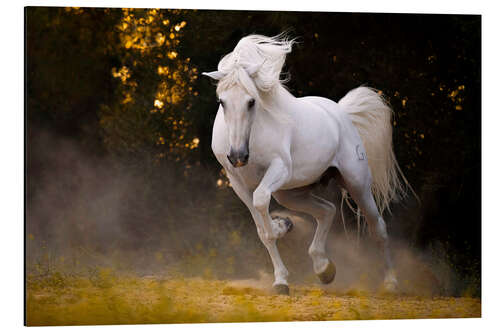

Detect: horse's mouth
[227, 150, 249, 168]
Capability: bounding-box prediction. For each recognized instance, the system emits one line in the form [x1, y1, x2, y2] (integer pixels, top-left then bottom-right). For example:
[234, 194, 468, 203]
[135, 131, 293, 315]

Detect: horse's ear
[202, 71, 225, 81]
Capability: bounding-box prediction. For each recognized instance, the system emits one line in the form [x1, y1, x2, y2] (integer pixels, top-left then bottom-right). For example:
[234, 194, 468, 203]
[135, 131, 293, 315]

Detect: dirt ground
[26, 275, 481, 326]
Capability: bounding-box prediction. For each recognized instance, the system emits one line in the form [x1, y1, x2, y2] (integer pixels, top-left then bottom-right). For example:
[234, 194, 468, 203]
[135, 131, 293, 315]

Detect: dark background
[26, 7, 481, 296]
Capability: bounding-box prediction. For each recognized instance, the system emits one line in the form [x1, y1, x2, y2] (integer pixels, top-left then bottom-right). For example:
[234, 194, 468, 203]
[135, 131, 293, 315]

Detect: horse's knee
[256, 224, 275, 244]
[253, 188, 271, 212]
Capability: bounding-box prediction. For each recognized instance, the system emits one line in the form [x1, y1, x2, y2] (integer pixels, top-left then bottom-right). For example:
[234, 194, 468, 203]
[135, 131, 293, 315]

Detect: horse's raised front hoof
[317, 259, 336, 284]
[273, 284, 290, 295]
[270, 216, 294, 239]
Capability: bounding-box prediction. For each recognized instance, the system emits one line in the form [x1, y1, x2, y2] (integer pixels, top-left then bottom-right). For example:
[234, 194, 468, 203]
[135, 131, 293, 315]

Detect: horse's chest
[231, 162, 267, 190]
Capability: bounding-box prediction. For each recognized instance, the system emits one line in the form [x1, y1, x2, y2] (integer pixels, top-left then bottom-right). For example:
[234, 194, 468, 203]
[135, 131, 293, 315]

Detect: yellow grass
[26, 271, 481, 326]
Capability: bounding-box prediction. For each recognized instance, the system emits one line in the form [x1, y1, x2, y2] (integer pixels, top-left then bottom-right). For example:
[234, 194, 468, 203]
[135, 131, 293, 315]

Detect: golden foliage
[99, 8, 199, 157]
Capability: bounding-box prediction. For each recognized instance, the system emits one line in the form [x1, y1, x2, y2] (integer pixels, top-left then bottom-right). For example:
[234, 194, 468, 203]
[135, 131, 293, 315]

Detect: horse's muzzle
[227, 148, 249, 168]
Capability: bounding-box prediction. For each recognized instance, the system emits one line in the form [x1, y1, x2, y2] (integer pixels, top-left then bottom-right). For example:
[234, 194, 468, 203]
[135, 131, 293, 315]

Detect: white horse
[203, 34, 410, 295]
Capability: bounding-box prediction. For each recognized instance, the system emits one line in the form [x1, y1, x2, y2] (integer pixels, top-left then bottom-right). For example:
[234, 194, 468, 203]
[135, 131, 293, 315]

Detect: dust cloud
[27, 131, 470, 297]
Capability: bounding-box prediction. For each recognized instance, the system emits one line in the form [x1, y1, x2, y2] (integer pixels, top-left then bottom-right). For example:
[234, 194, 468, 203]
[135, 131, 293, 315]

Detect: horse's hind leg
[339, 167, 398, 291]
[273, 186, 337, 284]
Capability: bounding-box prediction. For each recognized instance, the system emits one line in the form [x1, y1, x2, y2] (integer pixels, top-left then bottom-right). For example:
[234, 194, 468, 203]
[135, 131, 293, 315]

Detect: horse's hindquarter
[299, 97, 373, 191]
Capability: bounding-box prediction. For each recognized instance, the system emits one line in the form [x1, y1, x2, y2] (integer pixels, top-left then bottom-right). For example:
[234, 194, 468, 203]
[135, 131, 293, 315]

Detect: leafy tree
[98, 8, 200, 162]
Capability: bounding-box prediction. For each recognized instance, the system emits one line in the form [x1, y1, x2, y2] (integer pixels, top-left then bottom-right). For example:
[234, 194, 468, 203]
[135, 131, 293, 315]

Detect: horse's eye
[248, 99, 255, 109]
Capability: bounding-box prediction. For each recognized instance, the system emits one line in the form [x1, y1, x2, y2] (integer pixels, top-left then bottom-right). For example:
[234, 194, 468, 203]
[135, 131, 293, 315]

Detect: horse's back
[298, 95, 365, 148]
[297, 96, 340, 112]
[291, 95, 347, 148]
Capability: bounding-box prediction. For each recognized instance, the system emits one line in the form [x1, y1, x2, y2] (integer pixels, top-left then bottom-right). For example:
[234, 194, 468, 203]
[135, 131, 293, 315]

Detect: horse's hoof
[317, 259, 336, 284]
[273, 284, 290, 295]
[383, 280, 399, 294]
[270, 216, 294, 238]
[382, 271, 398, 294]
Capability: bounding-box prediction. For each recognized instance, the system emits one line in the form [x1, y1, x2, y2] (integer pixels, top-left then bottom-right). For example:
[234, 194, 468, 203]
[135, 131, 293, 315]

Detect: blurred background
[26, 7, 481, 296]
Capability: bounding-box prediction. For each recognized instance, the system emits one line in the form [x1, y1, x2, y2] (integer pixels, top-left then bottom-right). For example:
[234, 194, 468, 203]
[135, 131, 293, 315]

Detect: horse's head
[203, 34, 295, 167]
[204, 67, 260, 168]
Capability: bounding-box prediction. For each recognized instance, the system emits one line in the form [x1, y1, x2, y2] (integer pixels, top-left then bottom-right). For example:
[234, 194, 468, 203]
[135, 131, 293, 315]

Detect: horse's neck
[271, 85, 296, 107]
[262, 85, 296, 114]
[255, 85, 296, 130]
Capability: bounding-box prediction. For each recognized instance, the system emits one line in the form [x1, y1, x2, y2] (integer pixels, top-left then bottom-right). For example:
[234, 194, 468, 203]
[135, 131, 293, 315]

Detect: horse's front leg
[252, 158, 291, 294]
[226, 162, 291, 294]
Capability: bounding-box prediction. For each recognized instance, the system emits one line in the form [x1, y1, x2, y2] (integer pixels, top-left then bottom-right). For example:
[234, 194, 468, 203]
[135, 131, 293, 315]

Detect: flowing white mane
[215, 34, 295, 98]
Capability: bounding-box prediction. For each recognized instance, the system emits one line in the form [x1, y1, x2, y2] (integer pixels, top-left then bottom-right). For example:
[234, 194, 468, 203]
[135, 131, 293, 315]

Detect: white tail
[338, 86, 413, 214]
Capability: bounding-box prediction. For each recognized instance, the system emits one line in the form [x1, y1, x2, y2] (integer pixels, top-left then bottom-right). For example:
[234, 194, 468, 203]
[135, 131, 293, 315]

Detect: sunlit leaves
[98, 8, 200, 159]
[155, 32, 166, 45]
[111, 66, 131, 83]
[401, 96, 408, 108]
[64, 7, 84, 15]
[190, 137, 200, 149]
[157, 66, 169, 75]
[448, 84, 465, 111]
[154, 99, 164, 108]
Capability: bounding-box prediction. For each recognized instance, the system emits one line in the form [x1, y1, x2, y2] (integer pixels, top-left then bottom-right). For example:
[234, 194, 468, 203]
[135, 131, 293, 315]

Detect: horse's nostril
[227, 150, 248, 168]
